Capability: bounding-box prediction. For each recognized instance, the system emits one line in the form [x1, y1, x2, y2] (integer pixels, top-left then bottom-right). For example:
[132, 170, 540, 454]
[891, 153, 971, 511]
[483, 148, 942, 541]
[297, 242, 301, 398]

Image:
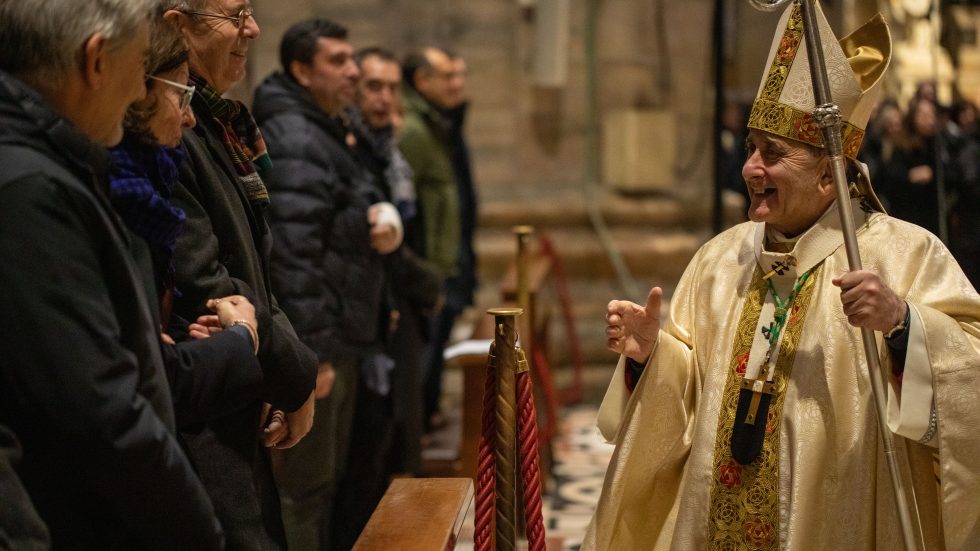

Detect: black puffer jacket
[0, 70, 223, 550]
[254, 72, 390, 362]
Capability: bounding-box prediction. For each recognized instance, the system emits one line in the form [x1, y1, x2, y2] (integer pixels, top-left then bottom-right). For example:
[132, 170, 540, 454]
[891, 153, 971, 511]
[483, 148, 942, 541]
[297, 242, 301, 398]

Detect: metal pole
[929, 0, 949, 244]
[797, 1, 920, 549]
[513, 226, 534, 362]
[514, 226, 534, 314]
[712, 0, 725, 235]
[489, 307, 522, 551]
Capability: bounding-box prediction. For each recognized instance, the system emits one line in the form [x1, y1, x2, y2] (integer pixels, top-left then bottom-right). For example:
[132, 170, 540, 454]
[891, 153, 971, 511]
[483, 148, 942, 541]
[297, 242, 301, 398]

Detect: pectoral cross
[740, 376, 777, 425]
[739, 348, 777, 425]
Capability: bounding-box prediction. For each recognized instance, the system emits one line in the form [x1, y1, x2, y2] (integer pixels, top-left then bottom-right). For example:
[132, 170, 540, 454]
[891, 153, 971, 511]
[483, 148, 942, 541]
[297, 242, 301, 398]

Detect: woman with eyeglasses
[108, 18, 274, 434]
[110, 19, 196, 306]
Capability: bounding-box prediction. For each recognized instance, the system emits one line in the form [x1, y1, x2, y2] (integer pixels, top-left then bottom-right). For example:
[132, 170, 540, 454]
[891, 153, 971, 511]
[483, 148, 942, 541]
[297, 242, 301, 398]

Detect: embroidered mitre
[747, 2, 891, 161]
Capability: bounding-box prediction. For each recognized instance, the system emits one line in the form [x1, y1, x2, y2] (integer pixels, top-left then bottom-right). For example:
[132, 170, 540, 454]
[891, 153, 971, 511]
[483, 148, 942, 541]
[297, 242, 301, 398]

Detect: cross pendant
[739, 377, 777, 425]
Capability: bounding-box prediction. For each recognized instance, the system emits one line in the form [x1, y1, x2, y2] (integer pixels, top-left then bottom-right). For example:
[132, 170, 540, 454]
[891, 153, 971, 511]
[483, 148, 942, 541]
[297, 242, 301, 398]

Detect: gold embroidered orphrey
[706, 265, 820, 550]
[746, 4, 865, 159]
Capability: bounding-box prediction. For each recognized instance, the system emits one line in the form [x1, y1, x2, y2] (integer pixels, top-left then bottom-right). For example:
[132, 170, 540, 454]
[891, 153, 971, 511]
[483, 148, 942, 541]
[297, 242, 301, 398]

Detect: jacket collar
[0, 70, 113, 188]
[402, 85, 452, 135]
[253, 71, 351, 146]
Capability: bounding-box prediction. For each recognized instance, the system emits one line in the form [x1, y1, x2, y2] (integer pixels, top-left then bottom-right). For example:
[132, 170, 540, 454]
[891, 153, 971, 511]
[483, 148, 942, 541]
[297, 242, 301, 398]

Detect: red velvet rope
[474, 349, 497, 551]
[474, 345, 547, 551]
[538, 232, 585, 404]
[531, 345, 558, 445]
[517, 369, 546, 551]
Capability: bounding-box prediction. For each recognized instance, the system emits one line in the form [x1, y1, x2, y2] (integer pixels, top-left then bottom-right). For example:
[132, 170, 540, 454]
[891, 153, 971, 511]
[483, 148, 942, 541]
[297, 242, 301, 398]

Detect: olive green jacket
[398, 87, 459, 278]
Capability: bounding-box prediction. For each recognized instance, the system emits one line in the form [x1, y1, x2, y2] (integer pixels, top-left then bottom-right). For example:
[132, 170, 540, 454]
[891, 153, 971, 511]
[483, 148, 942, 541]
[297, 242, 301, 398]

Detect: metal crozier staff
[751, 1, 919, 548]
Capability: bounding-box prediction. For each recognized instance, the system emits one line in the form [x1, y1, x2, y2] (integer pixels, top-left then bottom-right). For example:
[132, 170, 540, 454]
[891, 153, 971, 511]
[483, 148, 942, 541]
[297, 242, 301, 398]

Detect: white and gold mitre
[747, 1, 892, 160]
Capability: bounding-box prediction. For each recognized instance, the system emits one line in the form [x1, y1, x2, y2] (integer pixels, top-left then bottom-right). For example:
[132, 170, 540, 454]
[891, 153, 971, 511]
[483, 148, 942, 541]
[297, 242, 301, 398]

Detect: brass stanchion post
[488, 307, 522, 551]
[514, 226, 534, 314]
[513, 225, 535, 368]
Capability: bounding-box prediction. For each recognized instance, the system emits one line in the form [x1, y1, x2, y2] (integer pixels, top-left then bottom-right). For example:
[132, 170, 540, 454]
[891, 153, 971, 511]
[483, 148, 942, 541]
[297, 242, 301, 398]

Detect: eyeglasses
[182, 5, 253, 29]
[147, 75, 196, 112]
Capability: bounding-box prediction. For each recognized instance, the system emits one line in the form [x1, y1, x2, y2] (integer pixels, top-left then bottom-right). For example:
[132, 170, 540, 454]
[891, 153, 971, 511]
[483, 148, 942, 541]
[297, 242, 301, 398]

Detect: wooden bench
[353, 478, 474, 551]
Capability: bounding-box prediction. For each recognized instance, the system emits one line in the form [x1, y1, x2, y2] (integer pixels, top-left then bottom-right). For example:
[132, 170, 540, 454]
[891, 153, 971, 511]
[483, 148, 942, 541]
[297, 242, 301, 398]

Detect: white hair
[0, 0, 157, 81]
[160, 0, 209, 13]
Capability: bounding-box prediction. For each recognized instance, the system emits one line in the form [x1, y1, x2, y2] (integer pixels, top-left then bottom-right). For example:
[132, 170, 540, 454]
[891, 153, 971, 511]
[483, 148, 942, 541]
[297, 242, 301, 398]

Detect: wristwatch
[884, 305, 910, 340]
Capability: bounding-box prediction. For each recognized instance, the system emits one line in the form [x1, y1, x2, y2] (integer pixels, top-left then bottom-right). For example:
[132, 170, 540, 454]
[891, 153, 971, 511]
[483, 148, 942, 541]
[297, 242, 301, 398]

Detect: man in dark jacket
[163, 1, 318, 549]
[444, 51, 479, 316]
[333, 47, 447, 544]
[350, 47, 444, 481]
[252, 19, 403, 551]
[0, 1, 224, 548]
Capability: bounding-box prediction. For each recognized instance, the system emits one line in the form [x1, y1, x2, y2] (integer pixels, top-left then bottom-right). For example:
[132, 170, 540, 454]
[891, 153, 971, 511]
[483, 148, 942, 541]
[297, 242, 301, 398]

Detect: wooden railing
[353, 478, 474, 551]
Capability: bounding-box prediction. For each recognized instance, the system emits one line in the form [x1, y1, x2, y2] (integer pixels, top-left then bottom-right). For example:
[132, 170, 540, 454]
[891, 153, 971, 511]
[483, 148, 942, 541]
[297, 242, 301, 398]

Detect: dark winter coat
[171, 84, 318, 551]
[0, 424, 49, 551]
[881, 136, 946, 236]
[0, 70, 223, 550]
[446, 100, 478, 310]
[253, 72, 391, 363]
[351, 114, 444, 474]
[108, 134, 266, 430]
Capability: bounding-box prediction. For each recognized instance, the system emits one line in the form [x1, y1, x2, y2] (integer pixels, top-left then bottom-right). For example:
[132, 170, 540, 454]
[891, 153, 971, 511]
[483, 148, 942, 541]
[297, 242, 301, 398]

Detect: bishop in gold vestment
[585, 3, 980, 550]
[586, 198, 980, 549]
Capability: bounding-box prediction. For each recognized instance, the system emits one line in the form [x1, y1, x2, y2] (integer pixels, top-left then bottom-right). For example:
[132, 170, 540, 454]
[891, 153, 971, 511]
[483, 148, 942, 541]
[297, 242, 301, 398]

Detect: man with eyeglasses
[182, 3, 253, 29]
[0, 0, 224, 548]
[163, 2, 319, 549]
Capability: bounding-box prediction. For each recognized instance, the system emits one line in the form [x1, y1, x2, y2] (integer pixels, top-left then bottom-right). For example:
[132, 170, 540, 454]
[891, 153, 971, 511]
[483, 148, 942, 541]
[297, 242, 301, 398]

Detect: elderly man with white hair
[0, 0, 224, 549]
[161, 1, 319, 549]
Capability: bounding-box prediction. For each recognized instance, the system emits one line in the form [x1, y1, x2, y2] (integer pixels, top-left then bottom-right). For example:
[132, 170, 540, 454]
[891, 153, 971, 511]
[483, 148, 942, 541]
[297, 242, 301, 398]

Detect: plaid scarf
[108, 133, 187, 294]
[190, 73, 271, 208]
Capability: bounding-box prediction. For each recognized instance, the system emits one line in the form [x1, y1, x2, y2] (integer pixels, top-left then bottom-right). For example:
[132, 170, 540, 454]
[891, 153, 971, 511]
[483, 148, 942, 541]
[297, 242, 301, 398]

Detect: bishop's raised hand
[606, 286, 662, 363]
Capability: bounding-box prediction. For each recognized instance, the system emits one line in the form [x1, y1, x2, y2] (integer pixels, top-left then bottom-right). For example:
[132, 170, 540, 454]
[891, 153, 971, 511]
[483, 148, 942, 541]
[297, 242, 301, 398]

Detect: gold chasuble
[584, 199, 980, 550]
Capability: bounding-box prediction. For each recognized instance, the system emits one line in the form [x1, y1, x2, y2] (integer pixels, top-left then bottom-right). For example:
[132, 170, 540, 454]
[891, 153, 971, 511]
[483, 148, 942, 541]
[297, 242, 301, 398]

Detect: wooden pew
[353, 478, 474, 551]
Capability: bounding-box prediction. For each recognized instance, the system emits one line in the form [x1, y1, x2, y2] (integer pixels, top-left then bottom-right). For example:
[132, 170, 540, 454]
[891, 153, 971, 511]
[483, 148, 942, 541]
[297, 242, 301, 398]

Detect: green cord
[764, 270, 811, 346]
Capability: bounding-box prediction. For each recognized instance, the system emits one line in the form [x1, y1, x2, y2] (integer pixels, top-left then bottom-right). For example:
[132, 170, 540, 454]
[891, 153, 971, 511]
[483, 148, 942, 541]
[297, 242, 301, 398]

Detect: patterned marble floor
[542, 405, 614, 550]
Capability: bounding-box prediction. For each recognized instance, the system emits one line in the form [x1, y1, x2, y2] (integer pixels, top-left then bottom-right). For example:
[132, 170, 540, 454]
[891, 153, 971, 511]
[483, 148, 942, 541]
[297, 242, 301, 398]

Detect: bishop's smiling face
[742, 129, 835, 237]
